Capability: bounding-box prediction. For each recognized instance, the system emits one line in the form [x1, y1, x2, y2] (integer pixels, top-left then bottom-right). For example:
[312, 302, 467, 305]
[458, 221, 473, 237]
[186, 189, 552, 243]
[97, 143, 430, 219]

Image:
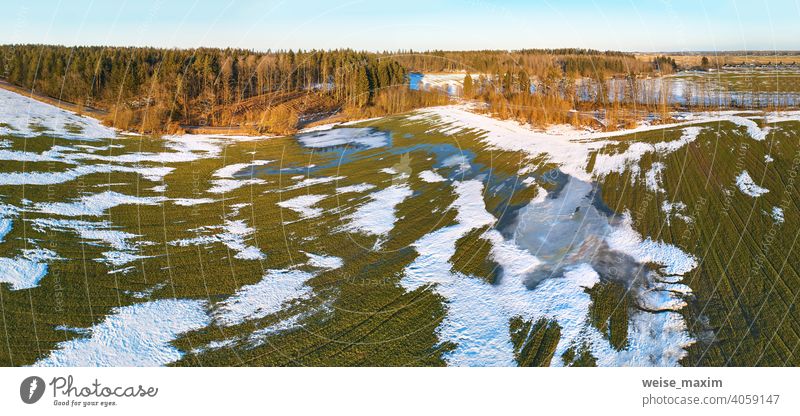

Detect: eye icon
[20, 376, 45, 404]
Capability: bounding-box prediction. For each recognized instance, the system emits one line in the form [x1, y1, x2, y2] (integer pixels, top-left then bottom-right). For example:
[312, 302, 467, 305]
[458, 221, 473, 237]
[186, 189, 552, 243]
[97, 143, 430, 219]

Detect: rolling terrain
[0, 86, 798, 366]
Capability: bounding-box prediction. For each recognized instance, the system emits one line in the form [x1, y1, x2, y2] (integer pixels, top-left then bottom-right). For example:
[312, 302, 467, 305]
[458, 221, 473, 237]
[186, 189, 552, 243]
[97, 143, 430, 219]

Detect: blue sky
[1, 0, 798, 52]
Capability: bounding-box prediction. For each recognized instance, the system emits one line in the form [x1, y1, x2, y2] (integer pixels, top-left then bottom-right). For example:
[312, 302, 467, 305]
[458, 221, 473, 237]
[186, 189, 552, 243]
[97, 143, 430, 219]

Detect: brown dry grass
[636, 53, 800, 67]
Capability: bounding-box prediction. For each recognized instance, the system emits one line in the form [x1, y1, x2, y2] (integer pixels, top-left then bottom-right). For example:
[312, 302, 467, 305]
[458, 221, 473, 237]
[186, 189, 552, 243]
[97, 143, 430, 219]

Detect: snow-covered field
[0, 88, 116, 140]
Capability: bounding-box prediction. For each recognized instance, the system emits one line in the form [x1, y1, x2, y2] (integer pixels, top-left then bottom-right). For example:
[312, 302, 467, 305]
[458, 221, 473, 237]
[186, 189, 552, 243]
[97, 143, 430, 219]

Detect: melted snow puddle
[402, 174, 697, 366]
[296, 127, 390, 150]
[33, 299, 209, 366]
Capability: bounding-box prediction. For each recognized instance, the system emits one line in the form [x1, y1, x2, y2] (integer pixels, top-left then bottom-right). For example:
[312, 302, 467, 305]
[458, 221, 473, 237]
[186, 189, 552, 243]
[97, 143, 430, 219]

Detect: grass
[450, 226, 498, 284]
[587, 280, 630, 351]
[561, 343, 598, 367]
[0, 109, 798, 367]
[509, 316, 561, 367]
[598, 120, 800, 366]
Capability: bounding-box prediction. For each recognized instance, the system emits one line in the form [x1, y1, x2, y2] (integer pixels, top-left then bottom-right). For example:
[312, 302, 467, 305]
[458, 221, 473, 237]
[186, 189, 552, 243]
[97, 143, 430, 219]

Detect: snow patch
[735, 170, 769, 197]
[207, 178, 266, 194]
[31, 218, 148, 267]
[0, 164, 173, 186]
[419, 170, 446, 183]
[277, 194, 327, 219]
[171, 219, 265, 261]
[304, 252, 344, 270]
[214, 269, 314, 326]
[720, 115, 769, 141]
[0, 249, 59, 290]
[0, 88, 116, 140]
[341, 184, 413, 238]
[286, 176, 345, 191]
[593, 127, 702, 179]
[336, 183, 376, 194]
[645, 162, 666, 193]
[212, 160, 272, 178]
[771, 206, 785, 224]
[34, 191, 165, 216]
[34, 299, 209, 366]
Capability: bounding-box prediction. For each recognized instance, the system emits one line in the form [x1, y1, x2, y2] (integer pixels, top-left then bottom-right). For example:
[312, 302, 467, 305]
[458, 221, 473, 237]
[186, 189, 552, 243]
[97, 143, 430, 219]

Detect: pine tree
[518, 70, 530, 94]
[463, 73, 474, 98]
[503, 71, 513, 94]
[354, 66, 370, 107]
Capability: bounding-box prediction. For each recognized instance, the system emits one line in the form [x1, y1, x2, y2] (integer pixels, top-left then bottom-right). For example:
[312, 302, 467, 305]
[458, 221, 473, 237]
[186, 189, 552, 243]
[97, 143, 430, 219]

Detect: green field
[1, 94, 798, 366]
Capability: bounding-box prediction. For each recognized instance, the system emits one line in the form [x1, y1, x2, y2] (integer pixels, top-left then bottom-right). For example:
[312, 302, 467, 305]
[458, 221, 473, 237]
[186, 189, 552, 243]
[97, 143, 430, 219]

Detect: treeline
[0, 45, 409, 133]
[395, 49, 652, 79]
[652, 55, 678, 74]
[461, 63, 678, 130]
[0, 44, 686, 134]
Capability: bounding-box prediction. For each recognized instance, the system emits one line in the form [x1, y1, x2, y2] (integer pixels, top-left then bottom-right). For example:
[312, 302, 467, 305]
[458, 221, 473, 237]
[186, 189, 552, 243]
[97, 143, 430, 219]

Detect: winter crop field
[1, 86, 798, 367]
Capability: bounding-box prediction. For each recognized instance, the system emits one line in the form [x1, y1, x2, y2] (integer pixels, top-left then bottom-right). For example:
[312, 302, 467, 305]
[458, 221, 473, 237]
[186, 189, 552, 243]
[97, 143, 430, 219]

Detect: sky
[0, 0, 799, 52]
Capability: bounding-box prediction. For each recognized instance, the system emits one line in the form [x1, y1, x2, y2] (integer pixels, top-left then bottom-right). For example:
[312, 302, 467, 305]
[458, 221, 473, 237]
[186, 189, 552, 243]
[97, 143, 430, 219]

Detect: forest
[0, 45, 674, 134]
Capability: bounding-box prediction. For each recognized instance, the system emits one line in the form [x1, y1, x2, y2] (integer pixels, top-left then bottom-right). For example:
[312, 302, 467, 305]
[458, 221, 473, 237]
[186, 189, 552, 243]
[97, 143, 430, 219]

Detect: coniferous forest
[0, 45, 679, 134]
